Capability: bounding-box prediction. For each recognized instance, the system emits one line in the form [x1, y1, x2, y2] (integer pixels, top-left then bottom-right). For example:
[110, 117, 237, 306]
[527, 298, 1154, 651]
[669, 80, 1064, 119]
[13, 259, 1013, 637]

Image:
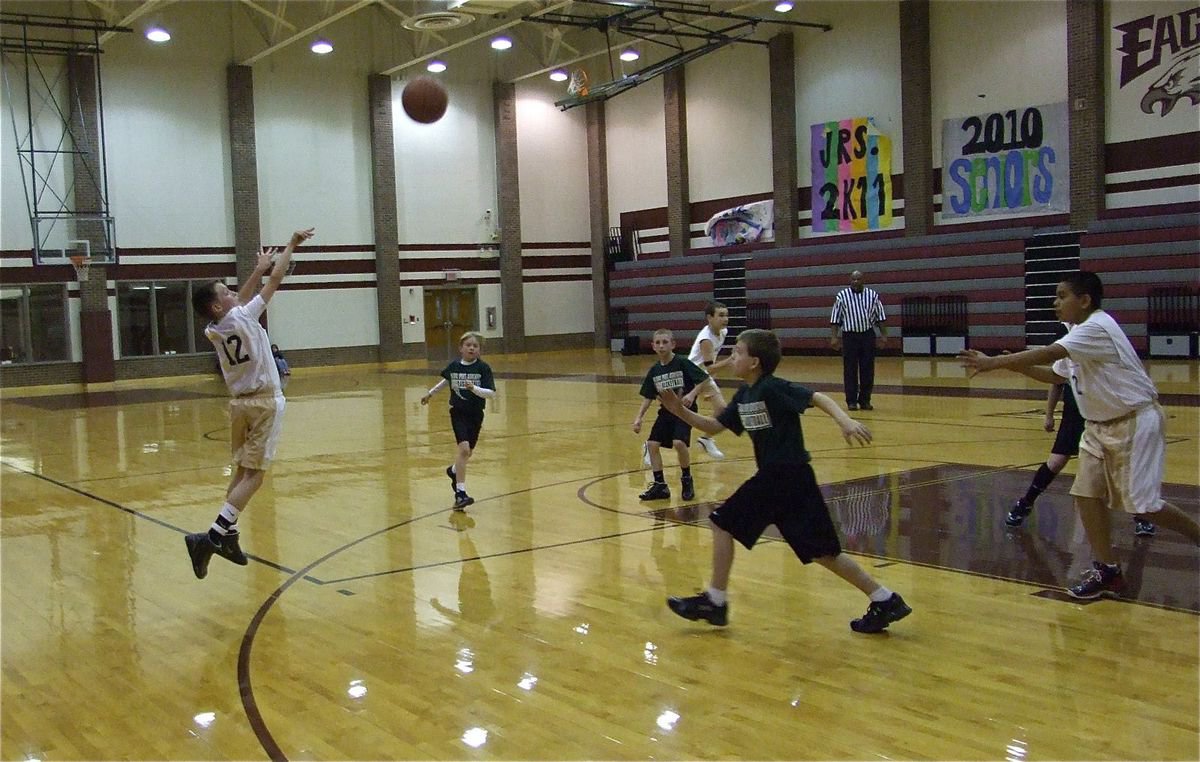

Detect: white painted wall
[930, 0, 1067, 164]
[268, 288, 379, 350]
[606, 78, 668, 225]
[794, 1, 904, 178]
[524, 281, 595, 336]
[929, 0, 1068, 225]
[401, 285, 425, 344]
[516, 79, 590, 242]
[686, 43, 772, 202]
[1106, 0, 1200, 143]
[477, 283, 503, 341]
[101, 1, 238, 248]
[255, 52, 374, 246]
[514, 78, 593, 337]
[394, 77, 498, 245]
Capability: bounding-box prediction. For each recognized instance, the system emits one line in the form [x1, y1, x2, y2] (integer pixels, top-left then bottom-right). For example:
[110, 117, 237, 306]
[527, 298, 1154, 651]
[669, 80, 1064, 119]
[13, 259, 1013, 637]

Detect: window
[117, 280, 212, 357]
[0, 284, 69, 364]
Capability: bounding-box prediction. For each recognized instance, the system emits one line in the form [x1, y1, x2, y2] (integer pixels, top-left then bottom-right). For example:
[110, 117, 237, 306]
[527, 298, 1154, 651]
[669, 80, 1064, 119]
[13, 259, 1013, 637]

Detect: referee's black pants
[841, 330, 876, 406]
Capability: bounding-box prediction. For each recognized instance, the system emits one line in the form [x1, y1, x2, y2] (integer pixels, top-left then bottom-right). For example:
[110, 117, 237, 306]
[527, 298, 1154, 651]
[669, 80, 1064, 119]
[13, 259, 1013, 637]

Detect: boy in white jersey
[184, 227, 314, 579]
[686, 301, 731, 459]
[960, 271, 1200, 599]
[1006, 322, 1155, 537]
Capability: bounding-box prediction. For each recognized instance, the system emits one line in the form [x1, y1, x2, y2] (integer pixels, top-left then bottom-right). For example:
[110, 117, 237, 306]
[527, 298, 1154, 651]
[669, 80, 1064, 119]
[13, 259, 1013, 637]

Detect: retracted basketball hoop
[567, 68, 589, 97]
[69, 254, 92, 282]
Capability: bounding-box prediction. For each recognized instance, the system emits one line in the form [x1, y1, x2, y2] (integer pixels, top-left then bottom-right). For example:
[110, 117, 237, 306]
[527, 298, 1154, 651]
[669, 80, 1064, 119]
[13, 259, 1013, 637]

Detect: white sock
[869, 586, 893, 603]
[706, 587, 727, 606]
[211, 502, 242, 536]
[456, 482, 467, 493]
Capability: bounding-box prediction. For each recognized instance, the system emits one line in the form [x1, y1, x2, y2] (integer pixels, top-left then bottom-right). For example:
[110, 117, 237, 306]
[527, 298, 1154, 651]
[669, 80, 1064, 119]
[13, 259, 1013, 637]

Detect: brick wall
[66, 53, 107, 312]
[1067, 0, 1105, 228]
[227, 65, 262, 289]
[587, 100, 611, 347]
[769, 33, 798, 248]
[899, 0, 933, 237]
[664, 69, 689, 259]
[67, 53, 114, 383]
[369, 74, 409, 361]
[0, 363, 84, 387]
[492, 81, 525, 352]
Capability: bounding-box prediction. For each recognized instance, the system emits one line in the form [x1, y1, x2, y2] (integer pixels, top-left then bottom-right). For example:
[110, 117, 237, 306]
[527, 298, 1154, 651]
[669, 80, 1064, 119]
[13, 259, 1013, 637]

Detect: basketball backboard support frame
[1, 14, 127, 269]
[33, 214, 116, 266]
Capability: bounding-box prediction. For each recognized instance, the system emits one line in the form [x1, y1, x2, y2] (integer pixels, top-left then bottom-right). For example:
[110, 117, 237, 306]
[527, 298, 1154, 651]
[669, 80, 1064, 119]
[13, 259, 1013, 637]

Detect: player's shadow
[431, 514, 496, 626]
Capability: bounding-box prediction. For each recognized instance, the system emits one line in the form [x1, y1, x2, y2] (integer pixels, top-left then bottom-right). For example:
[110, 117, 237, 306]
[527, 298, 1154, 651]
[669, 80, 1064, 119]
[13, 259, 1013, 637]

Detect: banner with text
[941, 102, 1070, 219]
[810, 117, 894, 233]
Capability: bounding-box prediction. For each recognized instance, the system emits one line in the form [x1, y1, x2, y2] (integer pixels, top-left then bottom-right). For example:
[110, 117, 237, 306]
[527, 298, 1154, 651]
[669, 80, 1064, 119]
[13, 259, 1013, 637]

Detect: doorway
[424, 287, 478, 362]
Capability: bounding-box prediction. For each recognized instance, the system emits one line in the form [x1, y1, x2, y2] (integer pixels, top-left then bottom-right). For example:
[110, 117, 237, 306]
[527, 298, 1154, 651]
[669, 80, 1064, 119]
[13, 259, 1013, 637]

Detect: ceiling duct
[401, 11, 475, 31]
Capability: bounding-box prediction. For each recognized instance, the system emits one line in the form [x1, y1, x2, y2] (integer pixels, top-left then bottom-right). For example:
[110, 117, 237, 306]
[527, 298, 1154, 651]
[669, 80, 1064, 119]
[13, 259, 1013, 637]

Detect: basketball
[401, 77, 448, 124]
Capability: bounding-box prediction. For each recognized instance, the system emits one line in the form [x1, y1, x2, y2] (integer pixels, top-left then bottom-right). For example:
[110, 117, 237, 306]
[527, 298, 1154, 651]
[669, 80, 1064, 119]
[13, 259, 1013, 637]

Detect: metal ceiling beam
[83, 0, 117, 23]
[271, 0, 286, 41]
[0, 11, 132, 53]
[553, 24, 751, 109]
[375, 0, 449, 46]
[237, 0, 298, 33]
[543, 26, 579, 60]
[240, 0, 373, 65]
[511, 0, 765, 83]
[0, 12, 130, 35]
[528, 1, 831, 33]
[98, 0, 177, 44]
[379, 0, 572, 76]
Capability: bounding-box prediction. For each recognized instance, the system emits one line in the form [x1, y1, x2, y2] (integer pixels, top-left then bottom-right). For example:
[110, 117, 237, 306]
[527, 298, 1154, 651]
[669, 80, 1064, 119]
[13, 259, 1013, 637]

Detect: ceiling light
[774, 1, 794, 11]
[490, 36, 512, 50]
[145, 26, 171, 43]
[311, 38, 333, 55]
[619, 48, 639, 62]
[549, 69, 568, 82]
[427, 60, 447, 73]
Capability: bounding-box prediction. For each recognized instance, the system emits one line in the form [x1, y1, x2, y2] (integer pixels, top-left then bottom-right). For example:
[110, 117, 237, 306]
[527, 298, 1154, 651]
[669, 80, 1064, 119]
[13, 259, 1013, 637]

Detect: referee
[830, 269, 888, 411]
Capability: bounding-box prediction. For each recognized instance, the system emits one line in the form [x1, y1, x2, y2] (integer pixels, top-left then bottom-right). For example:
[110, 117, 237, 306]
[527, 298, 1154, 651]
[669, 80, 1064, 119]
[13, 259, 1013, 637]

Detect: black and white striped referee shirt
[831, 287, 887, 333]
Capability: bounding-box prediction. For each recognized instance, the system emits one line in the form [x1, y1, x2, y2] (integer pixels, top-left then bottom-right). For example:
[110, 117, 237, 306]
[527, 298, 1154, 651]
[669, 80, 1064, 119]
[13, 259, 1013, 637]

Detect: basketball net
[69, 255, 92, 283]
[567, 69, 589, 97]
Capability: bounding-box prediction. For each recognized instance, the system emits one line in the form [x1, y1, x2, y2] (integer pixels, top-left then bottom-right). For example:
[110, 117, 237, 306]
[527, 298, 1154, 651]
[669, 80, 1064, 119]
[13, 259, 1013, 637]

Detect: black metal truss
[526, 0, 830, 110]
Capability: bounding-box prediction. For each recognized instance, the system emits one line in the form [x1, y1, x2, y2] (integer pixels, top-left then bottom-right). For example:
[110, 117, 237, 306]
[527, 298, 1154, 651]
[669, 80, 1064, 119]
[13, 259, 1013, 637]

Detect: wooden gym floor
[2, 350, 1197, 761]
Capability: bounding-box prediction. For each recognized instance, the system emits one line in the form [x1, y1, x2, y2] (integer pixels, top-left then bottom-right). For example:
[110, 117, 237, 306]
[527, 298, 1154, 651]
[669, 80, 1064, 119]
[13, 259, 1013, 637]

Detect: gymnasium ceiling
[1, 0, 832, 88]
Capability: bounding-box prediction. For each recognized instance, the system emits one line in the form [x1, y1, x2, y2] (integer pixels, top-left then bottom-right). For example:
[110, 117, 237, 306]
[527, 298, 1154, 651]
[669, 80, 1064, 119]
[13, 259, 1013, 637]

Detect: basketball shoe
[1006, 498, 1033, 528]
[639, 481, 670, 501]
[213, 531, 249, 566]
[680, 474, 695, 501]
[185, 533, 215, 580]
[850, 593, 911, 633]
[697, 436, 724, 459]
[1067, 562, 1124, 599]
[667, 591, 727, 626]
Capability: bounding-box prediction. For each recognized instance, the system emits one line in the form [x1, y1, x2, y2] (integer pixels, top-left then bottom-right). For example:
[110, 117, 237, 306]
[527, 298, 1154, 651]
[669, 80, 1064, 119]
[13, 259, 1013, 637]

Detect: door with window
[423, 288, 477, 362]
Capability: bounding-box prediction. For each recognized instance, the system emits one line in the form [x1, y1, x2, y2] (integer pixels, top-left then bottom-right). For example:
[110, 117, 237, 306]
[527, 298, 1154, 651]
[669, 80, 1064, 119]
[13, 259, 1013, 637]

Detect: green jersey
[716, 374, 814, 467]
[639, 354, 710, 402]
[440, 358, 495, 413]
